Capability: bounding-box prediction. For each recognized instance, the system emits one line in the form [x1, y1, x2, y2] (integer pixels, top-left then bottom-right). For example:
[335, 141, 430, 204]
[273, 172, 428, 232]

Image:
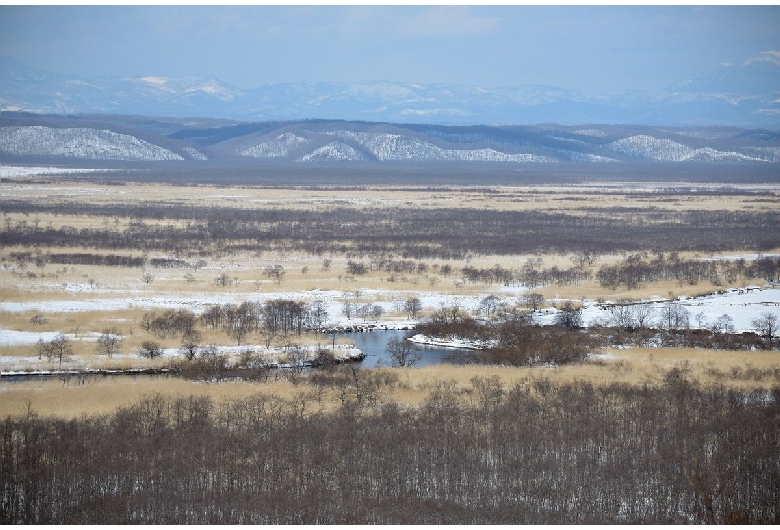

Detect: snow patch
[0, 330, 61, 346]
[0, 166, 120, 178]
[408, 333, 491, 350]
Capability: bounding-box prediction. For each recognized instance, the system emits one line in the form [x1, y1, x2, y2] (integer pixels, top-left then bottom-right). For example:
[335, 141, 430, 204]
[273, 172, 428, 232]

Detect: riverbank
[1, 343, 366, 378]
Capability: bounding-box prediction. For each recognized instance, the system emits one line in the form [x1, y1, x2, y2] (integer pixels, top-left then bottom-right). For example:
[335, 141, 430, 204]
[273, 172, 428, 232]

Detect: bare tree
[48, 333, 73, 369]
[214, 272, 234, 287]
[29, 313, 47, 325]
[263, 264, 285, 285]
[180, 329, 203, 360]
[554, 301, 583, 329]
[308, 300, 329, 330]
[478, 294, 501, 317]
[404, 297, 423, 319]
[312, 348, 337, 369]
[262, 299, 306, 337]
[711, 314, 735, 335]
[608, 300, 637, 330]
[660, 302, 690, 331]
[522, 292, 545, 312]
[342, 300, 353, 320]
[346, 260, 368, 276]
[385, 337, 420, 367]
[226, 301, 259, 345]
[470, 375, 505, 412]
[752, 312, 778, 347]
[96, 327, 122, 358]
[196, 346, 229, 380]
[140, 309, 196, 339]
[141, 272, 155, 285]
[285, 346, 309, 374]
[139, 340, 163, 359]
[571, 250, 597, 269]
[34, 338, 50, 361]
[261, 328, 276, 349]
[370, 304, 384, 322]
[634, 304, 655, 329]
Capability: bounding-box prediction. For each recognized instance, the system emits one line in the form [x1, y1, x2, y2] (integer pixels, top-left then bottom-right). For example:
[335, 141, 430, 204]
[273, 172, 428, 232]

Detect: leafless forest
[4, 185, 780, 258]
[3, 376, 778, 524]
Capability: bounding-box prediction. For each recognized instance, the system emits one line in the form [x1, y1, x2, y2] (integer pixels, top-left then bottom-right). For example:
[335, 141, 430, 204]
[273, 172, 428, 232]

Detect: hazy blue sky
[2, 5, 779, 91]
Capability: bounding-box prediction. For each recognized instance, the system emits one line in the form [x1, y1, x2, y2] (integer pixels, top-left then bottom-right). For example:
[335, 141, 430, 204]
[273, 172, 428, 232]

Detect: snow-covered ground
[2, 285, 779, 349]
[0, 343, 363, 376]
[0, 329, 63, 346]
[580, 286, 780, 333]
[408, 333, 491, 350]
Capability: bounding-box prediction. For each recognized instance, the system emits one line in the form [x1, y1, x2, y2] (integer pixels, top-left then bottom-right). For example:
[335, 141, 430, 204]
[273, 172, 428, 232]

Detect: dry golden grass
[0, 376, 286, 419]
[3, 180, 780, 420]
[603, 347, 780, 387]
[390, 348, 780, 399]
[10, 245, 763, 314]
[537, 278, 758, 304]
[0, 343, 173, 372]
[3, 346, 778, 420]
[4, 179, 778, 215]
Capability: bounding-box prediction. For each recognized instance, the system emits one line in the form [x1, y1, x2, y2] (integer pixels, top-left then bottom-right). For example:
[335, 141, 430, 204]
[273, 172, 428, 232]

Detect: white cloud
[744, 50, 780, 67]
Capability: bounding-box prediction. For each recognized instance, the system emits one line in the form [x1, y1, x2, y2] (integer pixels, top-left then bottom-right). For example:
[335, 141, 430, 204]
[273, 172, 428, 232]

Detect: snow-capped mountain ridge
[1, 113, 778, 165]
[668, 51, 780, 94]
[2, 54, 778, 128]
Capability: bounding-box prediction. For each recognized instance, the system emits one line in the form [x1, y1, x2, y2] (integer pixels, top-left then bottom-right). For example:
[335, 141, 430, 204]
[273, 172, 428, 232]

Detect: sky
[1, 5, 779, 92]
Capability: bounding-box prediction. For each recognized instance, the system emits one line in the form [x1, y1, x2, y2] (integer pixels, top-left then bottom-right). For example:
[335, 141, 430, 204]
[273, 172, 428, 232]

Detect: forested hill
[2, 113, 779, 168]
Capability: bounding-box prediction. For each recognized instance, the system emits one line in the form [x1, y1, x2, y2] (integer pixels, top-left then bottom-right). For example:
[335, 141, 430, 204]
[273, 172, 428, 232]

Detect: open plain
[2, 172, 780, 416]
[2, 167, 780, 524]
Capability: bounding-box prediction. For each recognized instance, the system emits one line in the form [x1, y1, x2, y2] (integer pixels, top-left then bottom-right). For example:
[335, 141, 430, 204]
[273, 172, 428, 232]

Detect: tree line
[597, 252, 780, 290]
[4, 201, 780, 258]
[140, 299, 328, 352]
[2, 375, 778, 523]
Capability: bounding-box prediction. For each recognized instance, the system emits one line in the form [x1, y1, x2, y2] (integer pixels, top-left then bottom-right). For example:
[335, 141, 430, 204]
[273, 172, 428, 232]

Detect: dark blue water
[338, 330, 475, 368]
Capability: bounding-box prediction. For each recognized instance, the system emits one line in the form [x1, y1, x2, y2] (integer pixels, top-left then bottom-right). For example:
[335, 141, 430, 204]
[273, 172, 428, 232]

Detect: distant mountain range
[1, 53, 779, 128]
[2, 112, 779, 167]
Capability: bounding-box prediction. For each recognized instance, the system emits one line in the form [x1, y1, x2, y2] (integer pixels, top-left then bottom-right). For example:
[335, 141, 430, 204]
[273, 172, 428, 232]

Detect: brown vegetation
[2, 374, 778, 524]
[2, 179, 780, 523]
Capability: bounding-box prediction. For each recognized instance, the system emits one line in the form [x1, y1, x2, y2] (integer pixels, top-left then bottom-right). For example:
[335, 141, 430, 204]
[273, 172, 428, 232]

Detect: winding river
[338, 329, 474, 368]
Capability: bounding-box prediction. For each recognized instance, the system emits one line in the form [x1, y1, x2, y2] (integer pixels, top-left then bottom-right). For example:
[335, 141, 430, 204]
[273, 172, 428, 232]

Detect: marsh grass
[5, 180, 777, 212]
[538, 279, 756, 304]
[4, 346, 778, 419]
[3, 181, 780, 420]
